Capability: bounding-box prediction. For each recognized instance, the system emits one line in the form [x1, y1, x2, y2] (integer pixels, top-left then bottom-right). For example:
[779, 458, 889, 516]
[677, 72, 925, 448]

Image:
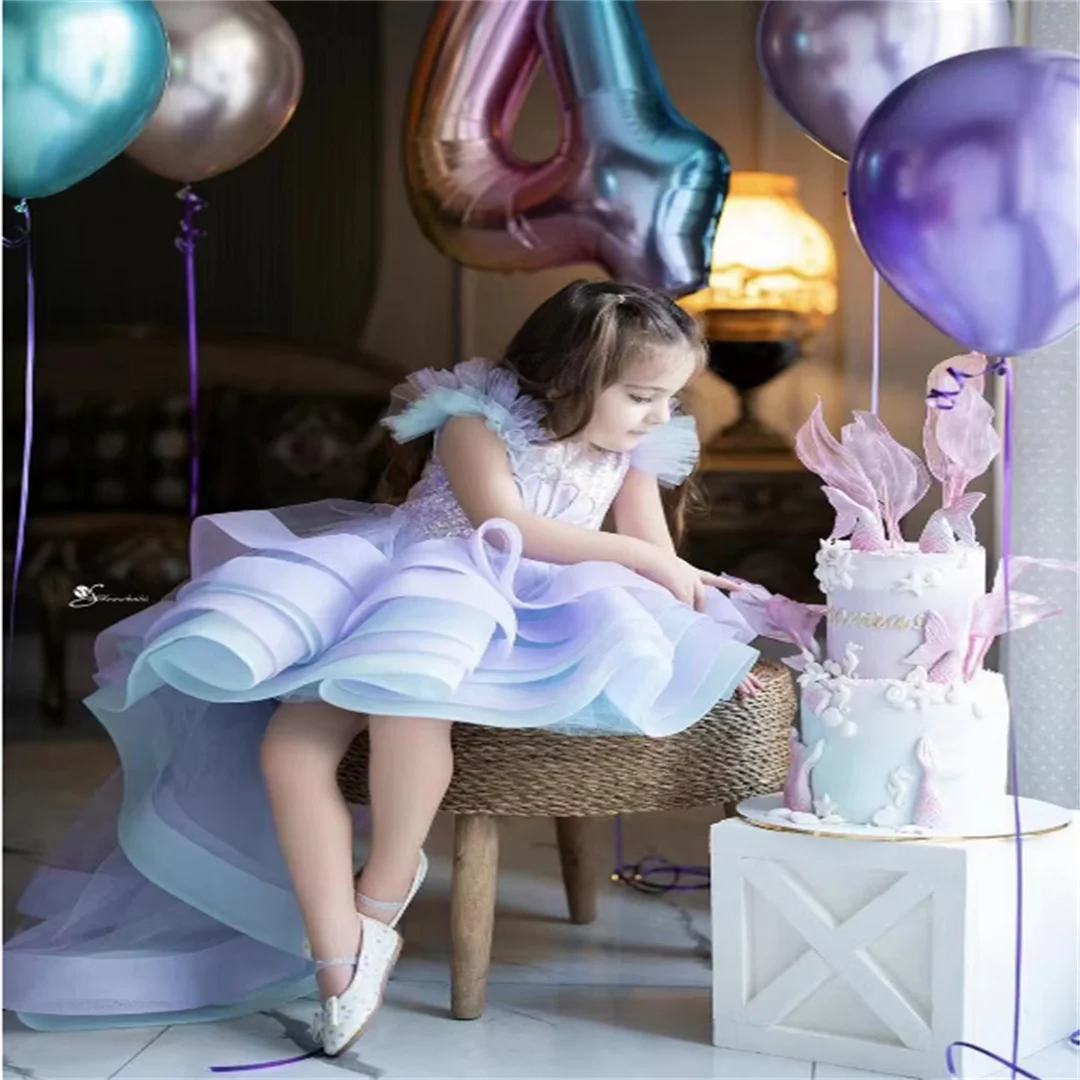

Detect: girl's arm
[439, 415, 758, 647]
[438, 415, 663, 574]
[610, 467, 676, 554]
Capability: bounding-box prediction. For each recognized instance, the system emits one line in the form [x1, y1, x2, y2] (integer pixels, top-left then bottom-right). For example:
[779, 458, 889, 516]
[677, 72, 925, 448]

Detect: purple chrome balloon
[849, 47, 1080, 357]
[757, 0, 1012, 162]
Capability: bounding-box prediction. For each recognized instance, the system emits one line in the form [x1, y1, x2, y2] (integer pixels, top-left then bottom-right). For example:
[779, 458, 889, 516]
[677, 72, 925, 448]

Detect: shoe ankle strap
[355, 891, 406, 913]
[313, 956, 357, 972]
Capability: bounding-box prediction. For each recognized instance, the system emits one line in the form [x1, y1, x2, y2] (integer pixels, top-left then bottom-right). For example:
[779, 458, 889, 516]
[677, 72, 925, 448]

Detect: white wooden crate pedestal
[710, 812, 1079, 1078]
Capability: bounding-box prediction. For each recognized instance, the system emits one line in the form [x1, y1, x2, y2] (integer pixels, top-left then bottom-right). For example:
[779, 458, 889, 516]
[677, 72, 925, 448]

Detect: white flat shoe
[301, 849, 428, 959]
[311, 914, 402, 1057]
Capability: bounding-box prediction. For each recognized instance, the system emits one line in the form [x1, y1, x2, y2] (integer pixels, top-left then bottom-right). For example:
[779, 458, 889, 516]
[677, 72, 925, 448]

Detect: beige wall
[362, 0, 971, 536]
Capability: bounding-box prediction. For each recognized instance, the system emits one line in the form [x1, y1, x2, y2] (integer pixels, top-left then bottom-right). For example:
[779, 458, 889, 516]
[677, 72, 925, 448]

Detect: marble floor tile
[812, 1067, 916, 1080]
[990, 1040, 1080, 1080]
[5, 732, 1076, 1080]
[109, 983, 814, 1080]
[3, 1014, 167, 1080]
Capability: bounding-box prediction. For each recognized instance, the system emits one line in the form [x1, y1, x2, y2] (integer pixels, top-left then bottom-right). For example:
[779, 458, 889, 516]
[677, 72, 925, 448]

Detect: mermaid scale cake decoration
[727, 354, 1077, 835]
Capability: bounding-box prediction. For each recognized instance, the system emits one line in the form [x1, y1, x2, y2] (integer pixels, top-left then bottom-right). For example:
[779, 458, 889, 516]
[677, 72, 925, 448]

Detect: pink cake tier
[816, 540, 986, 680]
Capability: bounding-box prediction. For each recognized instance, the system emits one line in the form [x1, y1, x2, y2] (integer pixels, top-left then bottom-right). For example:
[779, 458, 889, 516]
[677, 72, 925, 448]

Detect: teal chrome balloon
[3, 0, 169, 199]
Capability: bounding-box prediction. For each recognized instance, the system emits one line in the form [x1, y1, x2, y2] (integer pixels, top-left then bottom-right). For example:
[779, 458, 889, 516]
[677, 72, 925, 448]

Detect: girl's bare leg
[356, 714, 453, 907]
[261, 701, 367, 1000]
[261, 705, 453, 999]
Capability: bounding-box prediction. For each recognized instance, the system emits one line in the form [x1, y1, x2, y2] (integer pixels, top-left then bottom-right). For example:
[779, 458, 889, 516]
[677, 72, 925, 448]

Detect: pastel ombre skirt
[4, 500, 757, 1028]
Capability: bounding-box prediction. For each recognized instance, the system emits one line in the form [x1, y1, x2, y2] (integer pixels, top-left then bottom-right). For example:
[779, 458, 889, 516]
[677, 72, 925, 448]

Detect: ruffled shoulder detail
[629, 413, 700, 487]
[381, 357, 547, 457]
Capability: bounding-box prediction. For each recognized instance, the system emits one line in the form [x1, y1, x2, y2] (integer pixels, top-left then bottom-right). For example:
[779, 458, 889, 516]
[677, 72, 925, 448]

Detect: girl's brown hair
[374, 279, 708, 546]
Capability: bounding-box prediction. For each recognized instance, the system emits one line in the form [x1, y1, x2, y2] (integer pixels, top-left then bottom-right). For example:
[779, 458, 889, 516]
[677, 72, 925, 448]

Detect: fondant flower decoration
[815, 542, 855, 592]
[796, 657, 829, 687]
[884, 682, 914, 709]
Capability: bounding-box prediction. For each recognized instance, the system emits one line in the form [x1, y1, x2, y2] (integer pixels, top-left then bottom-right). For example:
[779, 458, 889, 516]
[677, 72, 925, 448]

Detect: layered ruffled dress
[4, 359, 758, 1029]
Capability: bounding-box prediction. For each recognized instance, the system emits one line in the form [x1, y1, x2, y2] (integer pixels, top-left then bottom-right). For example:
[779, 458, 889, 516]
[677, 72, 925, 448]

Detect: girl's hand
[698, 571, 746, 593]
[640, 553, 742, 612]
[736, 673, 765, 699]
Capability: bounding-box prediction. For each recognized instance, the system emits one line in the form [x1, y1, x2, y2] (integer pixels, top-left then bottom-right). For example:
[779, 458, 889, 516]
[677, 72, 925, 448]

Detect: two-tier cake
[754, 357, 1069, 835]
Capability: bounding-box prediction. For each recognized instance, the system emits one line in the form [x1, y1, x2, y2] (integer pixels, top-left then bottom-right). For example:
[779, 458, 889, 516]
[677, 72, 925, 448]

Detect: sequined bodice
[398, 439, 631, 541]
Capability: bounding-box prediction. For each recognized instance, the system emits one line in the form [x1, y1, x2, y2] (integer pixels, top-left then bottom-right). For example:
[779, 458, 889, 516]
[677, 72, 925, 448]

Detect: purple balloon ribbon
[210, 1050, 323, 1073]
[610, 814, 709, 893]
[175, 186, 207, 520]
[928, 357, 1010, 410]
[932, 360, 1033, 1080]
[3, 199, 35, 663]
[871, 270, 881, 414]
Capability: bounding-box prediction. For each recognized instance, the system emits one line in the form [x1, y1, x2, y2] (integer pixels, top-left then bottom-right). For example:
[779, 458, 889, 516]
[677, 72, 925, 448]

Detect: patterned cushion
[4, 388, 388, 517]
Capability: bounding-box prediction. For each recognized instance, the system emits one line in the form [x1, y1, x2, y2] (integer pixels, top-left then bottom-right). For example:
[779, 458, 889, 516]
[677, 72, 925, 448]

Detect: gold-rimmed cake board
[736, 794, 1074, 844]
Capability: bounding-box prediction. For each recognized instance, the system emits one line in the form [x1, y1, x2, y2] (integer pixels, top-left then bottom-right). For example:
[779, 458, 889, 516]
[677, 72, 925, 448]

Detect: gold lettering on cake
[827, 609, 927, 631]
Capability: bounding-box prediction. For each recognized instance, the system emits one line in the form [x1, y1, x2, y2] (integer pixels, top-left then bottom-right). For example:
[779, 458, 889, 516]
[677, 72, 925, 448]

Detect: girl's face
[580, 346, 699, 453]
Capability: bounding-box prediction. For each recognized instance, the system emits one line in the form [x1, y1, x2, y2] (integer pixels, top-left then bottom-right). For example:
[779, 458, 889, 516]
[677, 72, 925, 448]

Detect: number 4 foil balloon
[405, 0, 730, 297]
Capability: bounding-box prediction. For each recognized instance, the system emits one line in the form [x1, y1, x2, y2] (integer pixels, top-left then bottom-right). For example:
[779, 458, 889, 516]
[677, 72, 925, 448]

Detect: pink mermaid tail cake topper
[793, 353, 999, 551]
[923, 354, 1001, 511]
[784, 730, 824, 814]
[821, 486, 888, 551]
[911, 736, 966, 830]
[904, 610, 968, 684]
[964, 556, 1078, 678]
[918, 492, 985, 553]
[724, 580, 825, 658]
[795, 403, 930, 550]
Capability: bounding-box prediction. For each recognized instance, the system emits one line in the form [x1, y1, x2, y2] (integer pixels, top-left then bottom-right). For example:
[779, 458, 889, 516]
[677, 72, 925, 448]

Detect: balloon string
[210, 1051, 322, 1073]
[1002, 362, 1022, 1080]
[3, 200, 35, 666]
[175, 187, 207, 520]
[871, 270, 881, 413]
[935, 360, 1032, 1080]
[610, 814, 709, 893]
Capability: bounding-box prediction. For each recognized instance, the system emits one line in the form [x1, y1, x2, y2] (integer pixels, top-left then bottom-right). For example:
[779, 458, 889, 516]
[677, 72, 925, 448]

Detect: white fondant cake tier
[817, 541, 986, 680]
[792, 666, 1009, 832]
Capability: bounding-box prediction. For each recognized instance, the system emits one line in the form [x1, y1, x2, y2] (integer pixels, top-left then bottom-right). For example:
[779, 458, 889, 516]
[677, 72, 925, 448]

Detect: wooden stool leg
[554, 816, 597, 925]
[450, 813, 499, 1020]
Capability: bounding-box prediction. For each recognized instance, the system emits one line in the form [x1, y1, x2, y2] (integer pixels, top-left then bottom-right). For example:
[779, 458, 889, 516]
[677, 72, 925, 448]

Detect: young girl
[4, 281, 760, 1054]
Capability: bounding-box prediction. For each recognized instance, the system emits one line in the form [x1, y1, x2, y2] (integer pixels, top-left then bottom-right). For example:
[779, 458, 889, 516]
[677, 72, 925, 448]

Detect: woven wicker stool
[337, 658, 794, 1020]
